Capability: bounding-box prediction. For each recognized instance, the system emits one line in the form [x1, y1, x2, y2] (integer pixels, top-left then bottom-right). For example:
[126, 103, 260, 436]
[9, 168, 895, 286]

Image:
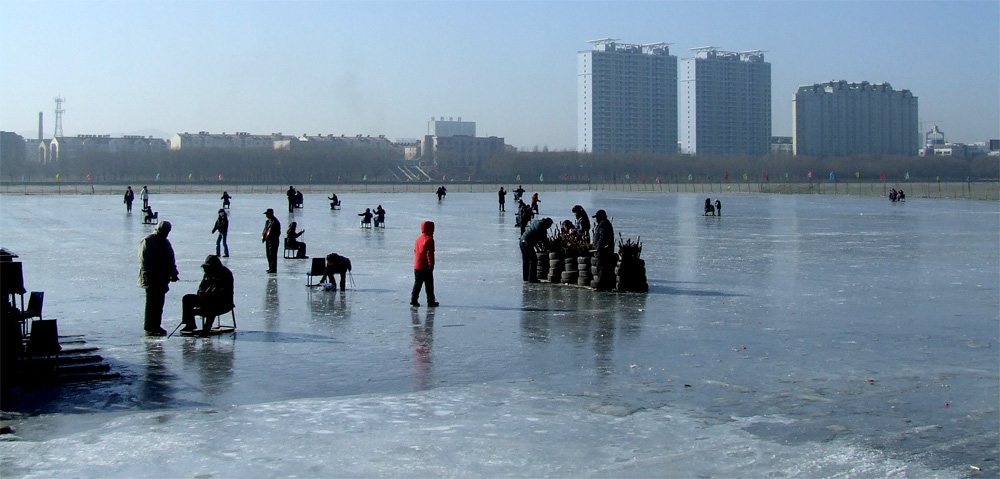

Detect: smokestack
[38, 112, 43, 140]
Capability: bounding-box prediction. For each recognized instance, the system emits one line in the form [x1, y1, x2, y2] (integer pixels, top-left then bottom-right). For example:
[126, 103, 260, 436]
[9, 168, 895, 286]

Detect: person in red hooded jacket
[410, 221, 439, 307]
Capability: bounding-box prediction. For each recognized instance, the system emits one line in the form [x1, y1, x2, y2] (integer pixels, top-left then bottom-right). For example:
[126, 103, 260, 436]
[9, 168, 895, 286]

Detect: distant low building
[273, 134, 401, 158]
[49, 134, 167, 163]
[771, 136, 793, 155]
[918, 126, 979, 158]
[419, 134, 506, 167]
[171, 131, 284, 150]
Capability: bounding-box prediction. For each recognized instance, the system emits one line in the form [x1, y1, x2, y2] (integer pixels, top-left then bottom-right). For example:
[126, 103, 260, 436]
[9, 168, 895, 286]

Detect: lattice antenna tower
[54, 96, 65, 137]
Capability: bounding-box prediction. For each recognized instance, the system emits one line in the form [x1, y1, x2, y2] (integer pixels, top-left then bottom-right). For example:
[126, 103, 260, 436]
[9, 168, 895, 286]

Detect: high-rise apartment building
[680, 47, 771, 156]
[793, 81, 918, 157]
[577, 39, 677, 154]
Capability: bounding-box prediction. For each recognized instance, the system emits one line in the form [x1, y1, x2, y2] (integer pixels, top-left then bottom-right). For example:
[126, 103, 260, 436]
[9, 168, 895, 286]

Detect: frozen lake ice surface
[1, 190, 997, 478]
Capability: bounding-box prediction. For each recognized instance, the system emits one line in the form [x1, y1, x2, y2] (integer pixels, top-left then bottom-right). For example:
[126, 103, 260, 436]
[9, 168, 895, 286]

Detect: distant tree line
[477, 152, 998, 183]
[1, 147, 997, 184]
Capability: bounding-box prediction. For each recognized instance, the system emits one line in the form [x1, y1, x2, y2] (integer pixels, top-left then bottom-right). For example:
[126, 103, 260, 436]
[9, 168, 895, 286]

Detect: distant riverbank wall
[1, 181, 997, 200]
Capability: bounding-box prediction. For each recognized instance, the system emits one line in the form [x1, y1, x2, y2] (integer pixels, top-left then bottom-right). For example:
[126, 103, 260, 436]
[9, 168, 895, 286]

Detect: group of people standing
[123, 185, 150, 213]
[518, 204, 615, 291]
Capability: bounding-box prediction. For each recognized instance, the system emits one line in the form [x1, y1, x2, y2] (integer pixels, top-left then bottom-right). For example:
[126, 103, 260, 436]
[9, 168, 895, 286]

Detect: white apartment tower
[792, 81, 918, 157]
[577, 39, 677, 154]
[680, 47, 771, 156]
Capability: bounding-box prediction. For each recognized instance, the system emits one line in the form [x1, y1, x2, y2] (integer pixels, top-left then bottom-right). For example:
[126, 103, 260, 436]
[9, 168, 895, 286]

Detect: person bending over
[319, 253, 352, 290]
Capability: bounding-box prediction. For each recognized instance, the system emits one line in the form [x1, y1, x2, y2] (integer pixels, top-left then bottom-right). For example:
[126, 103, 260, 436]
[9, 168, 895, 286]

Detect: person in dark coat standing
[138, 221, 179, 336]
[519, 217, 553, 283]
[572, 205, 591, 242]
[180, 255, 234, 335]
[286, 186, 297, 212]
[213, 209, 229, 257]
[591, 210, 615, 291]
[124, 186, 135, 213]
[410, 221, 439, 307]
[221, 191, 232, 209]
[715, 199, 722, 216]
[498, 187, 507, 212]
[262, 208, 281, 273]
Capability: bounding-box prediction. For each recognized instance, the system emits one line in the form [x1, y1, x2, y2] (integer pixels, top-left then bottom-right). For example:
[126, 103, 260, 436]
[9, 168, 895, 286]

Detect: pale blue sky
[1, 1, 997, 149]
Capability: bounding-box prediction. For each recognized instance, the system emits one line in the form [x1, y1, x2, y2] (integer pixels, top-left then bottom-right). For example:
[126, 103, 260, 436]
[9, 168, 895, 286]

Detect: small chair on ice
[198, 308, 236, 336]
[283, 238, 297, 258]
[143, 207, 158, 224]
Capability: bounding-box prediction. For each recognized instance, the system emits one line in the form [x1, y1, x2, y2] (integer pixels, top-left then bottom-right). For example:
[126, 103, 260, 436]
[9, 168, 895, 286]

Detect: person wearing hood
[180, 255, 234, 335]
[520, 217, 553, 283]
[411, 221, 439, 307]
[138, 221, 179, 336]
[591, 209, 616, 291]
[374, 205, 386, 228]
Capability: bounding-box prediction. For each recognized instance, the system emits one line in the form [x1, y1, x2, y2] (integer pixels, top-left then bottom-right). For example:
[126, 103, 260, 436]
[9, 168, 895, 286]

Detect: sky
[1, 1, 997, 150]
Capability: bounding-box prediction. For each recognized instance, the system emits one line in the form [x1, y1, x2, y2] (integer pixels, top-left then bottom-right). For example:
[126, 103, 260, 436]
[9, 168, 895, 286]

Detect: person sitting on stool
[180, 255, 234, 335]
[319, 253, 352, 290]
[286, 221, 307, 258]
[359, 208, 373, 227]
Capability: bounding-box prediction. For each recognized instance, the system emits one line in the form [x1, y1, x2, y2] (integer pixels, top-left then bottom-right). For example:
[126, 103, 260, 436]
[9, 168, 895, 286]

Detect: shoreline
[0, 181, 997, 200]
